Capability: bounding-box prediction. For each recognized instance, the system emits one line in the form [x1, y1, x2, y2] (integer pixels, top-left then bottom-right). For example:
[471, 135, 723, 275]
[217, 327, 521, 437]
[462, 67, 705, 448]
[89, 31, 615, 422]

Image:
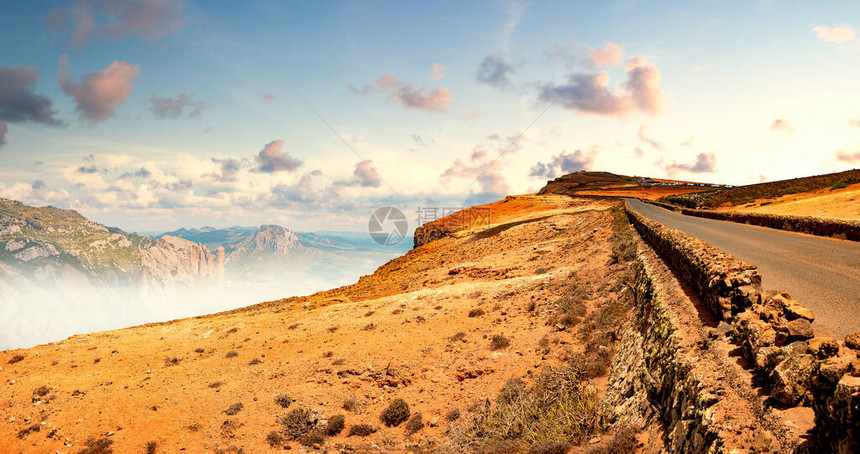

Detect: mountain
[157, 226, 258, 253]
[0, 198, 223, 288]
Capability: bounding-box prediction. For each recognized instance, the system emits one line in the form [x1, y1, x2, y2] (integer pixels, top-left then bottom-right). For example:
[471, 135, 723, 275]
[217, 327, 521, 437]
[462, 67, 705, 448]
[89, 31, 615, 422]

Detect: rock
[754, 346, 786, 372]
[715, 321, 732, 336]
[770, 354, 816, 406]
[808, 337, 839, 360]
[765, 292, 815, 322]
[817, 354, 856, 387]
[786, 318, 814, 341]
[845, 332, 860, 350]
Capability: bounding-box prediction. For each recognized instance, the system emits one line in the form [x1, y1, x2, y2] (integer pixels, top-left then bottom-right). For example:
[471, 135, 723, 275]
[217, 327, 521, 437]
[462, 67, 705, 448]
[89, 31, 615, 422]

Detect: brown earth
[1, 196, 633, 453]
[713, 182, 860, 221]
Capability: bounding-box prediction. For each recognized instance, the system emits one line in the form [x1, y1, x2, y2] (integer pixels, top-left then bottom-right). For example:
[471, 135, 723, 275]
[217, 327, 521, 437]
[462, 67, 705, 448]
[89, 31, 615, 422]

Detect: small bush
[225, 402, 243, 415]
[266, 431, 284, 448]
[446, 408, 461, 421]
[17, 423, 41, 438]
[405, 413, 424, 435]
[490, 335, 510, 350]
[322, 351, 333, 358]
[8, 354, 24, 364]
[32, 385, 50, 401]
[326, 414, 346, 435]
[209, 381, 224, 389]
[528, 441, 571, 454]
[248, 358, 262, 365]
[468, 308, 485, 318]
[832, 181, 848, 190]
[348, 424, 377, 437]
[224, 351, 238, 358]
[144, 441, 157, 454]
[299, 427, 326, 447]
[450, 332, 467, 343]
[343, 396, 360, 413]
[362, 323, 377, 331]
[279, 408, 317, 440]
[164, 357, 180, 367]
[275, 394, 292, 409]
[77, 437, 114, 454]
[380, 398, 410, 427]
[587, 425, 639, 454]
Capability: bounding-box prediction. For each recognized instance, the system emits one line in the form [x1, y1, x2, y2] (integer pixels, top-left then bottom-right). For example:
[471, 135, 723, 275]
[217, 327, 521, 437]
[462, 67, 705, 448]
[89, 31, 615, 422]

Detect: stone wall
[625, 203, 860, 452]
[680, 208, 860, 242]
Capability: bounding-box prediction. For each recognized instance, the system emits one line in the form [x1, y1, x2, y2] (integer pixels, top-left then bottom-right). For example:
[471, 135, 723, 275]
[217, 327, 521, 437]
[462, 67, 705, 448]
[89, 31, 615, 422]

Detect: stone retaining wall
[680, 208, 860, 242]
[625, 203, 860, 452]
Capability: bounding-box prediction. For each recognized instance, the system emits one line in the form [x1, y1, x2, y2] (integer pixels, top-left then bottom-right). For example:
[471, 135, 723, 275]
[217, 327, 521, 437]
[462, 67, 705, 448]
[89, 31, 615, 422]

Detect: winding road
[626, 198, 860, 338]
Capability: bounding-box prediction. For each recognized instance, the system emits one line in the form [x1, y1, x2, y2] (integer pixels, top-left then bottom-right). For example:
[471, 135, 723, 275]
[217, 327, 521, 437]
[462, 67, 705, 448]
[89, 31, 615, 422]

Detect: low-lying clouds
[46, 0, 184, 47]
[0, 66, 64, 127]
[441, 145, 510, 196]
[351, 160, 382, 187]
[662, 152, 717, 175]
[60, 57, 140, 125]
[351, 74, 452, 112]
[529, 149, 597, 179]
[150, 94, 207, 118]
[256, 140, 302, 173]
[538, 57, 663, 117]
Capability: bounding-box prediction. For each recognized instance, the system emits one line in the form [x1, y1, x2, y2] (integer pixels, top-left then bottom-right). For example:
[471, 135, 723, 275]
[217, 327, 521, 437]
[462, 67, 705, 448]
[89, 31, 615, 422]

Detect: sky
[1, 0, 859, 232]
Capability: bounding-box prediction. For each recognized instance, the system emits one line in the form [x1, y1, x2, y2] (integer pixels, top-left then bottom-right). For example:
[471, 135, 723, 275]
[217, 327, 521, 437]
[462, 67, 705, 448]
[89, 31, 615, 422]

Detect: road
[626, 198, 860, 338]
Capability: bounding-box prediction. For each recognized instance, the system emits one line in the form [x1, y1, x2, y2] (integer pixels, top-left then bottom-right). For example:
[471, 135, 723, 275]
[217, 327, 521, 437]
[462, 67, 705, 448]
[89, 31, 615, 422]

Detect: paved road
[626, 198, 860, 339]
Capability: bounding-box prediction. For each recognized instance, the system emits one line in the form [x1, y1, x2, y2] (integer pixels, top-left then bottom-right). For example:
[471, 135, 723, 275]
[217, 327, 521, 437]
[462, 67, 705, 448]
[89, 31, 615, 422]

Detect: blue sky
[1, 0, 859, 231]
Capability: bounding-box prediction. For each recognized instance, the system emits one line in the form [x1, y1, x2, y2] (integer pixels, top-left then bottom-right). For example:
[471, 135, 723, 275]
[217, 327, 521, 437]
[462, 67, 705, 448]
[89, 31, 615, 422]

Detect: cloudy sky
[1, 1, 859, 232]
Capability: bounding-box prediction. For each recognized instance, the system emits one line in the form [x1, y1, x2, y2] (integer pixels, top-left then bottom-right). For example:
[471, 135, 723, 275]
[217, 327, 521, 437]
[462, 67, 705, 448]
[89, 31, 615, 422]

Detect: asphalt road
[626, 198, 860, 339]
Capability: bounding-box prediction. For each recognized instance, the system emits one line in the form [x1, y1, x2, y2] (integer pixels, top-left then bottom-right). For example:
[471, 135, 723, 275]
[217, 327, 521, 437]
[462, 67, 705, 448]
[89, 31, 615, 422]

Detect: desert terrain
[711, 182, 860, 221]
[1, 195, 639, 453]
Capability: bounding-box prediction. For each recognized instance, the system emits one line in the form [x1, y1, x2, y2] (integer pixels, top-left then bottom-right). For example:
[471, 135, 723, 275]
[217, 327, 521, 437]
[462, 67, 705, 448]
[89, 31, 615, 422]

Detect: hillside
[537, 171, 722, 200]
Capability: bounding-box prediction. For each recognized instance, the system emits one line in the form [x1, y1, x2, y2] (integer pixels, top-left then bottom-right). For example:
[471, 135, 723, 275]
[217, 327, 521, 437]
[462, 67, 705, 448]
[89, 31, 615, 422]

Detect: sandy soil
[714, 182, 860, 221]
[1, 196, 626, 453]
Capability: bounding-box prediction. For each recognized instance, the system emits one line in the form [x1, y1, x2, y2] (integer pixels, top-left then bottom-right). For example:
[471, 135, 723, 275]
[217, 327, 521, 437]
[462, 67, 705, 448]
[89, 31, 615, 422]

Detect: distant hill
[158, 226, 257, 253]
[537, 170, 723, 200]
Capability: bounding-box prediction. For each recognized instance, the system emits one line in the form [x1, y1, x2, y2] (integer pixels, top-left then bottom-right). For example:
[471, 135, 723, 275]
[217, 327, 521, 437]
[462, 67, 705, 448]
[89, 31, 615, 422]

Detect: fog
[0, 234, 411, 350]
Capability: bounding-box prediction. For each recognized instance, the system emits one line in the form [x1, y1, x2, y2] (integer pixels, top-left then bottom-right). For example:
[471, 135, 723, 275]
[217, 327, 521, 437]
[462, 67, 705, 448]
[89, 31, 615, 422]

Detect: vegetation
[380, 398, 411, 427]
[77, 437, 114, 454]
[405, 413, 424, 434]
[326, 415, 346, 435]
[468, 308, 485, 317]
[7, 354, 24, 364]
[278, 408, 318, 443]
[275, 394, 292, 408]
[490, 334, 510, 350]
[832, 181, 848, 190]
[342, 396, 360, 413]
[225, 402, 243, 415]
[348, 424, 377, 437]
[144, 441, 157, 454]
[586, 425, 639, 453]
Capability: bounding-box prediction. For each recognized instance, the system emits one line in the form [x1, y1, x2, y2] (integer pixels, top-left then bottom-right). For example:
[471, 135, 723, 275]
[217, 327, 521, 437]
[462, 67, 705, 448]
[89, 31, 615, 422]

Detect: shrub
[490, 335, 510, 350]
[342, 396, 360, 413]
[587, 425, 639, 454]
[164, 357, 180, 367]
[266, 431, 284, 448]
[380, 398, 410, 427]
[362, 323, 377, 331]
[209, 381, 224, 389]
[348, 424, 376, 437]
[832, 181, 848, 190]
[224, 351, 238, 358]
[326, 414, 346, 435]
[279, 408, 317, 440]
[446, 408, 461, 421]
[145, 441, 157, 454]
[77, 437, 114, 454]
[17, 423, 41, 438]
[405, 413, 424, 435]
[8, 354, 24, 364]
[299, 427, 327, 447]
[449, 332, 467, 343]
[248, 358, 262, 365]
[468, 308, 485, 318]
[32, 385, 50, 401]
[274, 394, 292, 409]
[225, 402, 243, 415]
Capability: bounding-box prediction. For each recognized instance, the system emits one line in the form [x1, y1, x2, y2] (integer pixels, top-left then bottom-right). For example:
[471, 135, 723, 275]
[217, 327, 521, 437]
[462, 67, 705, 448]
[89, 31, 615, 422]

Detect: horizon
[2, 1, 860, 232]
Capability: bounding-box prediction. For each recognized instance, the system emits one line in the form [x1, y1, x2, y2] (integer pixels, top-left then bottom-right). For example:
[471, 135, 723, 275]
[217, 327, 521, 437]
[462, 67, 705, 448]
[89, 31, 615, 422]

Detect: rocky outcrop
[626, 201, 860, 452]
[226, 225, 301, 263]
[141, 235, 225, 282]
[680, 208, 860, 242]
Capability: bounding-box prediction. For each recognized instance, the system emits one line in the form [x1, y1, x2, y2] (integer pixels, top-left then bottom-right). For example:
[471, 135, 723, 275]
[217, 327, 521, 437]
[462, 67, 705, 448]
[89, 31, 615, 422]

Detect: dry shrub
[327, 414, 346, 435]
[490, 335, 510, 350]
[362, 323, 377, 331]
[380, 398, 410, 427]
[224, 351, 238, 358]
[77, 437, 114, 454]
[266, 431, 284, 448]
[468, 308, 485, 318]
[275, 394, 292, 408]
[32, 385, 50, 401]
[442, 365, 598, 453]
[144, 441, 157, 454]
[405, 413, 424, 435]
[300, 427, 326, 447]
[17, 423, 41, 439]
[343, 396, 360, 413]
[446, 408, 461, 421]
[528, 441, 571, 454]
[449, 332, 467, 343]
[586, 425, 639, 454]
[8, 354, 24, 364]
[248, 358, 262, 365]
[209, 381, 224, 389]
[279, 408, 317, 441]
[164, 357, 180, 367]
[348, 424, 376, 437]
[225, 402, 243, 415]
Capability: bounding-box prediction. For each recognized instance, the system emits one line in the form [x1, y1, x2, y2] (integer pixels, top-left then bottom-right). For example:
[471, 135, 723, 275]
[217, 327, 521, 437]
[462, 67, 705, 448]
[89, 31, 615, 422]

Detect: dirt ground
[713, 182, 860, 221]
[1, 196, 628, 453]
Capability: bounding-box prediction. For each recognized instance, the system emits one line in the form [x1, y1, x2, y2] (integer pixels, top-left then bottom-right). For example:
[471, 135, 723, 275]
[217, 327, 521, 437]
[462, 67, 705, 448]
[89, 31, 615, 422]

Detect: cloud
[46, 0, 183, 47]
[770, 118, 795, 135]
[476, 52, 515, 89]
[836, 150, 860, 163]
[119, 167, 151, 179]
[680, 137, 695, 147]
[412, 135, 435, 147]
[150, 94, 207, 118]
[0, 122, 6, 148]
[60, 56, 139, 125]
[428, 63, 447, 80]
[461, 109, 480, 121]
[441, 144, 509, 195]
[207, 158, 244, 182]
[812, 25, 857, 44]
[0, 180, 71, 206]
[538, 57, 663, 117]
[529, 149, 597, 179]
[633, 147, 644, 158]
[662, 152, 717, 175]
[256, 140, 301, 173]
[849, 119, 860, 128]
[587, 42, 625, 67]
[351, 74, 452, 112]
[352, 160, 382, 187]
[0, 66, 64, 127]
[262, 94, 277, 101]
[637, 124, 664, 150]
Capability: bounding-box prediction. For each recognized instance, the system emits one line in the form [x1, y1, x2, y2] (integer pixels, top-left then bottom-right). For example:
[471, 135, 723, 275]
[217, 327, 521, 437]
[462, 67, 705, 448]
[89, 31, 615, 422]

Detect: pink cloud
[59, 56, 139, 125]
[256, 140, 302, 173]
[539, 57, 663, 117]
[390, 85, 452, 112]
[352, 160, 381, 187]
[587, 42, 624, 66]
[428, 63, 447, 80]
[812, 25, 857, 43]
[47, 0, 183, 47]
[836, 150, 860, 163]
